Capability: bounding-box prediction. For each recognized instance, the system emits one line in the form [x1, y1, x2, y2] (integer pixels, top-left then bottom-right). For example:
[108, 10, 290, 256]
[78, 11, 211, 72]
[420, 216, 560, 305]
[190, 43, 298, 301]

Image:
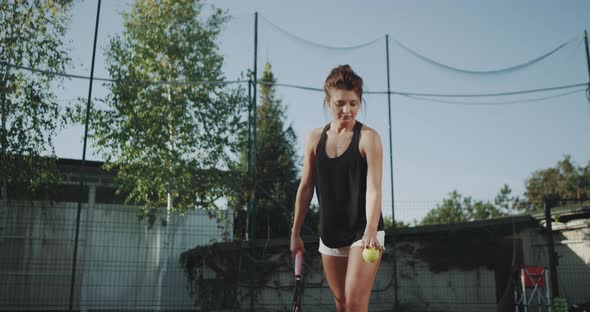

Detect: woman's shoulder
[306, 127, 323, 141]
[358, 123, 382, 158]
[359, 123, 381, 141]
[303, 127, 323, 152]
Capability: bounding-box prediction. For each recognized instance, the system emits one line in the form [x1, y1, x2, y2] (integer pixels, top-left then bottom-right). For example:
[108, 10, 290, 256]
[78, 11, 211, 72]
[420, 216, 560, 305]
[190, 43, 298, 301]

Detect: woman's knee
[344, 293, 369, 311]
[333, 295, 346, 312]
[345, 299, 369, 312]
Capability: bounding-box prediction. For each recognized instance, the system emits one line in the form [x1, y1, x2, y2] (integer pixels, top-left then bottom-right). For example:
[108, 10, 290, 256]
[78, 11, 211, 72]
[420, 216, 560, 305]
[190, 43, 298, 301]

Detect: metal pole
[246, 77, 252, 240]
[513, 274, 519, 312]
[543, 199, 559, 297]
[248, 13, 259, 312]
[521, 268, 528, 312]
[0, 1, 18, 208]
[545, 267, 552, 310]
[385, 34, 399, 310]
[584, 30, 590, 82]
[69, 1, 101, 310]
[250, 12, 258, 241]
[583, 30, 590, 104]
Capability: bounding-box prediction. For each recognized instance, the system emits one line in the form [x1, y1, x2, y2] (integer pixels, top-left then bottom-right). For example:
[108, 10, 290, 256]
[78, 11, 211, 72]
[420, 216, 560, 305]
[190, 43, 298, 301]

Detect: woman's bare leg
[344, 247, 382, 312]
[321, 254, 349, 312]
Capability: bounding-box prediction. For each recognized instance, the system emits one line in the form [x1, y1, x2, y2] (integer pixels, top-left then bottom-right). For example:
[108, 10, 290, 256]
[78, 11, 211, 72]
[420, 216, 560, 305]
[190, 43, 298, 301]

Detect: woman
[290, 64, 385, 312]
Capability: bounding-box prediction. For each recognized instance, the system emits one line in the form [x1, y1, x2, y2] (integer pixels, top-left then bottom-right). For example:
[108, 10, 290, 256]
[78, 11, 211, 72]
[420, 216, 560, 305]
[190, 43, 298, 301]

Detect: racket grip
[295, 251, 303, 276]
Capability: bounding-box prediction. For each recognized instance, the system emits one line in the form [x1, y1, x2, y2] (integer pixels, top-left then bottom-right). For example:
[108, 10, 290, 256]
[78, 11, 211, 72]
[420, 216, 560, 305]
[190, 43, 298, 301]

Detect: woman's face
[327, 88, 360, 123]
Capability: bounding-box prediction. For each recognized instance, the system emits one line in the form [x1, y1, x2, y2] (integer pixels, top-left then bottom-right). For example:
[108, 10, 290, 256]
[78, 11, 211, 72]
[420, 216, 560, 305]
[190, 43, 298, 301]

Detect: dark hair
[324, 65, 363, 106]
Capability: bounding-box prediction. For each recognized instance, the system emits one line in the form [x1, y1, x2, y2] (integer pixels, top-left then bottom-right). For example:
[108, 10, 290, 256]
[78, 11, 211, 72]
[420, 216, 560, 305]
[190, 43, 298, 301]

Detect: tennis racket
[291, 250, 303, 312]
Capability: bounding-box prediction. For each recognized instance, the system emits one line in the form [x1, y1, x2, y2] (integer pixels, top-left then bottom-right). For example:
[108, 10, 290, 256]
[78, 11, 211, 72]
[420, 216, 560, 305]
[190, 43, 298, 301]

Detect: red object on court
[521, 266, 546, 288]
[513, 265, 552, 311]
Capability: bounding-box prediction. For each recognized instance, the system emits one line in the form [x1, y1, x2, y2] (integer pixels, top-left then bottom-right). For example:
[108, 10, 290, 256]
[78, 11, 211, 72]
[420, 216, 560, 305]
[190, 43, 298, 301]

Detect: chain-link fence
[2, 1, 590, 311]
[2, 187, 589, 311]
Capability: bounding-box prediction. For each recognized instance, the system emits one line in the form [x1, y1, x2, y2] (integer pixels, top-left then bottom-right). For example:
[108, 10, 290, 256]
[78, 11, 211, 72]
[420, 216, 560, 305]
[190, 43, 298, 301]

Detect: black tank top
[314, 121, 384, 248]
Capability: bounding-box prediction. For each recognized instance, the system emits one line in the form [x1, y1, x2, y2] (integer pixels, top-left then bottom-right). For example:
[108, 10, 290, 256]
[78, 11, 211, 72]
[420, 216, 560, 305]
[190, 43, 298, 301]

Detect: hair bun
[323, 65, 364, 106]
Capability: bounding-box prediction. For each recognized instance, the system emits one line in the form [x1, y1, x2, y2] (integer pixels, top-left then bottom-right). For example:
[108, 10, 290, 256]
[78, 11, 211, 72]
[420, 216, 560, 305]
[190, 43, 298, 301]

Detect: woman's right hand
[290, 233, 304, 258]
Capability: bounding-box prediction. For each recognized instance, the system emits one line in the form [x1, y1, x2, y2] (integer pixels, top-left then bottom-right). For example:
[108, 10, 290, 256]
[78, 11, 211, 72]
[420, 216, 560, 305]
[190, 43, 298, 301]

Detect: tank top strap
[317, 123, 331, 157]
[351, 121, 363, 152]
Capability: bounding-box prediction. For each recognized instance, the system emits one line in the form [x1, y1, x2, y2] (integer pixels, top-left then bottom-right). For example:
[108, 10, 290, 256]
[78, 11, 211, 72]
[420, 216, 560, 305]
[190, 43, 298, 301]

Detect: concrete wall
[189, 235, 502, 311]
[190, 218, 589, 312]
[523, 218, 590, 305]
[0, 199, 232, 311]
[2, 199, 588, 312]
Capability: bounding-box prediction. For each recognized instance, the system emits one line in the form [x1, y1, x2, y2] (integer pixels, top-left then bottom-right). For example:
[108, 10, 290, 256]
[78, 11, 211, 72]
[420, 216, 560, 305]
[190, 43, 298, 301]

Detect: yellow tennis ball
[362, 247, 380, 263]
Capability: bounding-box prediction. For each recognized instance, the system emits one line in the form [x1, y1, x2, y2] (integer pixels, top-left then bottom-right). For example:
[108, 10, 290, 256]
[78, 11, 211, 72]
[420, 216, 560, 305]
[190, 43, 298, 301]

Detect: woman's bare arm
[360, 127, 383, 248]
[290, 129, 321, 255]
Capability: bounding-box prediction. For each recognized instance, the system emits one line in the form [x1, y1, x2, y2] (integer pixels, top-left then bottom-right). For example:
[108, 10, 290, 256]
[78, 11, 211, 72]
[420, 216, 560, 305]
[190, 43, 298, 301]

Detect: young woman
[290, 64, 385, 312]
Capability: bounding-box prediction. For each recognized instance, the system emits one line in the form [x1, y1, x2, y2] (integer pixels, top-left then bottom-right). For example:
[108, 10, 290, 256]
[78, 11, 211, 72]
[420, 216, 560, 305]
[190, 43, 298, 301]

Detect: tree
[522, 155, 590, 211]
[421, 186, 515, 225]
[89, 0, 245, 223]
[494, 184, 520, 213]
[421, 191, 469, 225]
[383, 216, 411, 230]
[420, 155, 590, 225]
[237, 63, 303, 239]
[0, 0, 73, 204]
[85, 0, 246, 306]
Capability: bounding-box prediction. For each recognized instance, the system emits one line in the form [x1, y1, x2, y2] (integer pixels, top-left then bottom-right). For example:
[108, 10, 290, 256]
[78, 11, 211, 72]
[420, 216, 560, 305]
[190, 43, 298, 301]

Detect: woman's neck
[330, 119, 356, 134]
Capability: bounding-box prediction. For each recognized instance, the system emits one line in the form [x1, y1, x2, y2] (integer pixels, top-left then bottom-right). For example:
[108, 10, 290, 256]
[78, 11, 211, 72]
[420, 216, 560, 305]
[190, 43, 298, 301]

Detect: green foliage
[421, 191, 469, 225]
[552, 297, 568, 312]
[383, 216, 411, 229]
[0, 0, 73, 200]
[84, 0, 246, 225]
[421, 186, 517, 225]
[421, 155, 590, 224]
[234, 63, 307, 239]
[522, 155, 590, 211]
[180, 240, 323, 310]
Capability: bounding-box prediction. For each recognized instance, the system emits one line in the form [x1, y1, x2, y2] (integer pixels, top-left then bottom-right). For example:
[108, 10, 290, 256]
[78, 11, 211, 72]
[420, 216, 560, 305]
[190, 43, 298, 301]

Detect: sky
[52, 0, 590, 223]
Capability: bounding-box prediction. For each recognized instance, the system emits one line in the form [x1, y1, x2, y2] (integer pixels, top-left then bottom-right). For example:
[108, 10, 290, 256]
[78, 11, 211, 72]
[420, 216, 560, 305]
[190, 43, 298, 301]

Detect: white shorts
[318, 231, 386, 257]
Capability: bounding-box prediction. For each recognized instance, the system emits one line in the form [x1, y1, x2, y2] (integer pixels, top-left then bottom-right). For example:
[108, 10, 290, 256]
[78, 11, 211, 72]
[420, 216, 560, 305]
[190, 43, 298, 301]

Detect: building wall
[395, 242, 497, 312]
[211, 219, 590, 312]
[555, 223, 590, 305]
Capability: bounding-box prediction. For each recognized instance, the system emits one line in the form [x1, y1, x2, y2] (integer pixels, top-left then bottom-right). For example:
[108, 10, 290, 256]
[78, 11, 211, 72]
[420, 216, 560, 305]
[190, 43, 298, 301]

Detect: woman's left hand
[361, 227, 382, 250]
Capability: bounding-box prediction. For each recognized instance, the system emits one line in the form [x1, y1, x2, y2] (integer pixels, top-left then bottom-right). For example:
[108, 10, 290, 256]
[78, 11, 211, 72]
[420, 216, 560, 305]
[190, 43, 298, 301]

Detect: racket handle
[295, 250, 303, 276]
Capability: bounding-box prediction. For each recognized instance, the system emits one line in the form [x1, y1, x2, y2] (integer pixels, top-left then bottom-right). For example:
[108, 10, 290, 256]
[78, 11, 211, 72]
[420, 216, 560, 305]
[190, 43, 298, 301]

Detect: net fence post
[584, 30, 590, 104]
[543, 199, 559, 298]
[385, 34, 400, 311]
[248, 12, 259, 312]
[69, 1, 101, 311]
